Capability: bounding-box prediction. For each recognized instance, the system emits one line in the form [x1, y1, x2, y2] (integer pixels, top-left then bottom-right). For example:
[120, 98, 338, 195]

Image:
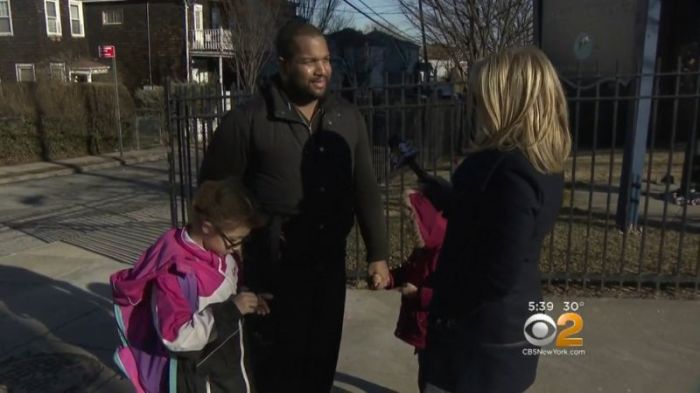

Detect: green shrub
[0, 83, 34, 119]
[134, 86, 164, 111]
[82, 82, 135, 154]
[0, 81, 136, 164]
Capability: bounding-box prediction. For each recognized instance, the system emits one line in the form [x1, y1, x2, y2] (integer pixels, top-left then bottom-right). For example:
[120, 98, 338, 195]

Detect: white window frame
[193, 4, 203, 30]
[0, 0, 13, 36]
[15, 64, 36, 82]
[50, 62, 67, 81]
[44, 0, 62, 37]
[193, 4, 204, 47]
[69, 0, 84, 37]
[102, 8, 123, 25]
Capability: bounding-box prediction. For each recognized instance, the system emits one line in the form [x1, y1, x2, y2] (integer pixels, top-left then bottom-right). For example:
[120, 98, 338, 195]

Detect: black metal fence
[166, 67, 700, 295]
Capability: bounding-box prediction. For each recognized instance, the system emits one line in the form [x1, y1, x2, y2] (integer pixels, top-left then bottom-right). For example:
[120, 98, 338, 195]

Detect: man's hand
[256, 293, 274, 316]
[368, 260, 390, 290]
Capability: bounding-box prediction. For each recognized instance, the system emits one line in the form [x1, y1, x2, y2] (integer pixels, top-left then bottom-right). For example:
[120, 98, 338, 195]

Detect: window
[69, 1, 84, 37]
[50, 63, 66, 81]
[102, 9, 123, 25]
[44, 0, 62, 36]
[0, 0, 12, 36]
[193, 4, 203, 46]
[211, 4, 221, 29]
[193, 4, 203, 30]
[16, 64, 36, 82]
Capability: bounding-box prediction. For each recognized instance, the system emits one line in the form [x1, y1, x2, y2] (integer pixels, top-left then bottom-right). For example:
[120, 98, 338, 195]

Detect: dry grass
[542, 211, 699, 279]
[565, 149, 685, 187]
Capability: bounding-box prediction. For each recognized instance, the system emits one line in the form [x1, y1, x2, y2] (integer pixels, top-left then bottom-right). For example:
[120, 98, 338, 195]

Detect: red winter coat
[388, 190, 447, 350]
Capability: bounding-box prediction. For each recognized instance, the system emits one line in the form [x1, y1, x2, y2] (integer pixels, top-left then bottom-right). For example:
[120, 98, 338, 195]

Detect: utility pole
[616, 0, 661, 230]
[99, 45, 123, 158]
[113, 54, 123, 157]
[147, 1, 153, 85]
[418, 0, 430, 84]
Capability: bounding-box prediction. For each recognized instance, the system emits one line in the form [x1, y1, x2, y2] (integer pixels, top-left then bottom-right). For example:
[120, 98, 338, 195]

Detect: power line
[344, 3, 402, 9]
[354, 0, 413, 39]
[340, 0, 416, 43]
[334, 9, 405, 15]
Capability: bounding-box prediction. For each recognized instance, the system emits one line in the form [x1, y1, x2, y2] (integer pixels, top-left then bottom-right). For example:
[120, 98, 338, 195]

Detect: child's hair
[467, 46, 571, 174]
[188, 179, 264, 230]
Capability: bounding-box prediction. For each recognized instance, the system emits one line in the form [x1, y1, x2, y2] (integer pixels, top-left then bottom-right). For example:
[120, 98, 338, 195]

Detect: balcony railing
[190, 28, 233, 53]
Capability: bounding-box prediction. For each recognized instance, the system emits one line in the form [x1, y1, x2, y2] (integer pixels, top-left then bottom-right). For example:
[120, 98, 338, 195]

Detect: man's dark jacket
[198, 80, 388, 291]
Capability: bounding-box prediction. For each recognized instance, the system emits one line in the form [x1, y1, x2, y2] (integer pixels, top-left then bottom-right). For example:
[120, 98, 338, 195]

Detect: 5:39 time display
[528, 301, 554, 312]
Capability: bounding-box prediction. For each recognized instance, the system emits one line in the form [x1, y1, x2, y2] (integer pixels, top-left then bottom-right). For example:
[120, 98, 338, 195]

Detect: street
[0, 160, 172, 263]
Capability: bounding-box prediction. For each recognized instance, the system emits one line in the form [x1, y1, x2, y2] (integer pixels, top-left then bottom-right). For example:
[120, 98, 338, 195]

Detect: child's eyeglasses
[213, 225, 245, 250]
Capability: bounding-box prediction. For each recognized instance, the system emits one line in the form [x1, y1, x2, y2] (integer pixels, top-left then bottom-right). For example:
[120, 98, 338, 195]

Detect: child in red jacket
[377, 189, 447, 390]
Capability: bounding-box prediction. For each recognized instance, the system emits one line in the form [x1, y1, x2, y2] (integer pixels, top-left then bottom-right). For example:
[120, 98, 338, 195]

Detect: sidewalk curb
[0, 150, 167, 186]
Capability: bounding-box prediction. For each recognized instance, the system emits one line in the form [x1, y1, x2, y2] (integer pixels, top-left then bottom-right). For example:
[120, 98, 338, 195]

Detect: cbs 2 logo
[523, 313, 584, 347]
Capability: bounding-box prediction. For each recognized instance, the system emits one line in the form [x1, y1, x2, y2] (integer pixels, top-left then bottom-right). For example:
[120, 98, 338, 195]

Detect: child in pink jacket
[377, 189, 447, 390]
[111, 179, 267, 393]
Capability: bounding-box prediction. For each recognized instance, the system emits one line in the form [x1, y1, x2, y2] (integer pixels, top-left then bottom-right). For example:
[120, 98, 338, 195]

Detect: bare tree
[399, 0, 533, 75]
[221, 0, 283, 93]
[296, 0, 354, 33]
[326, 11, 354, 33]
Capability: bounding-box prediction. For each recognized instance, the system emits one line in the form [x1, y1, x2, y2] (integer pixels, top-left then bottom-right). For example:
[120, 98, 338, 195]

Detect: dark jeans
[251, 256, 346, 393]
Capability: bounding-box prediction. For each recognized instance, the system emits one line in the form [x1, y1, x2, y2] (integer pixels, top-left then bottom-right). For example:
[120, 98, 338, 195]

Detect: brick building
[0, 0, 101, 83]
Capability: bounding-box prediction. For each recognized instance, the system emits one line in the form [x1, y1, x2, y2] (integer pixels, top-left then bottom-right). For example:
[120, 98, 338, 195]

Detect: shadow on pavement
[18, 195, 47, 207]
[0, 266, 120, 392]
[333, 372, 399, 393]
[88, 282, 113, 301]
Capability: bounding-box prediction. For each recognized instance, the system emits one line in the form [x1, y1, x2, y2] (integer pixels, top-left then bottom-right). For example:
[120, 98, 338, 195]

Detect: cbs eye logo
[524, 313, 584, 347]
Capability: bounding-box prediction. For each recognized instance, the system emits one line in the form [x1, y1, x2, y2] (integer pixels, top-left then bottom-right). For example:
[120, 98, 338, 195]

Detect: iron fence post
[165, 79, 178, 229]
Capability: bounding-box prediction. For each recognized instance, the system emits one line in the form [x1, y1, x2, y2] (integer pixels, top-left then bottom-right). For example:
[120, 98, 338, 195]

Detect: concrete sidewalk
[0, 242, 699, 392]
[0, 147, 168, 185]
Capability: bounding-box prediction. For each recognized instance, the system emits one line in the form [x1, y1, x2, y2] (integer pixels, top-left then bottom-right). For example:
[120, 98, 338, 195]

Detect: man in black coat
[198, 22, 390, 392]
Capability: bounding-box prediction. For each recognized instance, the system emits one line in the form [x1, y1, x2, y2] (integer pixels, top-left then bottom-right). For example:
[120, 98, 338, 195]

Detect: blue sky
[335, 0, 418, 40]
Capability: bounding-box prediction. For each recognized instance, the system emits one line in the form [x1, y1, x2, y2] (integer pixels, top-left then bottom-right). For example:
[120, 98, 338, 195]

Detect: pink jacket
[388, 191, 447, 350]
[111, 228, 247, 393]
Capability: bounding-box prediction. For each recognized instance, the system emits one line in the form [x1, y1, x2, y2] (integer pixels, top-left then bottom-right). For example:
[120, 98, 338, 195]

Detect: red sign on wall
[99, 45, 116, 59]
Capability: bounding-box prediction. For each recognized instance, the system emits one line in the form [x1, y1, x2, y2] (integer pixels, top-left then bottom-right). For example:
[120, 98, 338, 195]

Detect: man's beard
[285, 75, 328, 104]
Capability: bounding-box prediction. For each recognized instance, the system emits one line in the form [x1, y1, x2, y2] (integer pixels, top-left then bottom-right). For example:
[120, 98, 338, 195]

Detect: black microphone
[388, 136, 430, 182]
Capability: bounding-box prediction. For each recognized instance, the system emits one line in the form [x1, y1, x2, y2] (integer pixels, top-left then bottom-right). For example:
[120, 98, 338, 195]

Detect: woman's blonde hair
[468, 47, 571, 173]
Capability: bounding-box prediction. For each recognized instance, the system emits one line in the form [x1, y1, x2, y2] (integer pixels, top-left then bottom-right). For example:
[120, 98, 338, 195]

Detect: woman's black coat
[424, 148, 564, 393]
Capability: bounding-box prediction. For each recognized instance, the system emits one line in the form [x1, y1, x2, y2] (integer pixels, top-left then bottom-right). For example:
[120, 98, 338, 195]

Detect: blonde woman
[420, 47, 571, 393]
